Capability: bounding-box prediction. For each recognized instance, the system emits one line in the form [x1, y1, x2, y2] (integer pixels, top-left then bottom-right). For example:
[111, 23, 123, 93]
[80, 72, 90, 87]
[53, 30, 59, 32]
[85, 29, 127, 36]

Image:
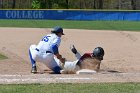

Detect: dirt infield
[0, 27, 140, 83]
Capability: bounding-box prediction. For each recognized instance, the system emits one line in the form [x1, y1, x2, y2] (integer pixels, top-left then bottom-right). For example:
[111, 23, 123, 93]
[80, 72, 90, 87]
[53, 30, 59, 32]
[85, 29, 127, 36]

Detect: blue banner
[0, 10, 140, 21]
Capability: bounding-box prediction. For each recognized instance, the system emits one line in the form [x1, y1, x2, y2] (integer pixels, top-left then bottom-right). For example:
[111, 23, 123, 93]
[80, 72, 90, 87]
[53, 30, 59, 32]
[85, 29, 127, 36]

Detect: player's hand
[55, 53, 66, 63]
[60, 58, 66, 63]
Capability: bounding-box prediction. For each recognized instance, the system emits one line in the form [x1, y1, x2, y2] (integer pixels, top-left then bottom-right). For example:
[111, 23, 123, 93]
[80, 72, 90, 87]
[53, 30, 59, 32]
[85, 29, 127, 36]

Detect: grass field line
[0, 74, 96, 84]
[0, 77, 96, 84]
[0, 73, 140, 84]
[0, 20, 140, 31]
[56, 77, 93, 80]
[1, 27, 140, 33]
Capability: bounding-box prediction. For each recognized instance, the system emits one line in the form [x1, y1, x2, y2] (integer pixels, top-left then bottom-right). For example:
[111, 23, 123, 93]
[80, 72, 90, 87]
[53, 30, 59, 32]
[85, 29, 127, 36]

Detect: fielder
[61, 45, 105, 74]
[29, 26, 66, 74]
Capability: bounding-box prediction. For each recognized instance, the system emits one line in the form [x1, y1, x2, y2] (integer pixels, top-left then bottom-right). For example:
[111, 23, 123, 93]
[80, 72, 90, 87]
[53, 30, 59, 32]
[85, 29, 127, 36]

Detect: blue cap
[51, 26, 64, 35]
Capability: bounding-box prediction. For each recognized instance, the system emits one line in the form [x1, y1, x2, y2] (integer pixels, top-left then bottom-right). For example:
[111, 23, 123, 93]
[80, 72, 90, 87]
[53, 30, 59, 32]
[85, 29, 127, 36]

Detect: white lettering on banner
[6, 11, 11, 18]
[6, 10, 44, 19]
[27, 11, 32, 18]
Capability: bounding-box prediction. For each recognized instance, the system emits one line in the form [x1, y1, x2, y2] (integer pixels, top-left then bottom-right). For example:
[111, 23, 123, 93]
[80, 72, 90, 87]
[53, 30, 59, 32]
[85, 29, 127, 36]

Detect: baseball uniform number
[42, 36, 51, 42]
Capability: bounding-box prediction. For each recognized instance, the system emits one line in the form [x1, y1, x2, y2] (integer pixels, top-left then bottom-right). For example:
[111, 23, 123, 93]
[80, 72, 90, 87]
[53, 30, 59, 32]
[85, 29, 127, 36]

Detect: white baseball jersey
[36, 33, 61, 53]
[29, 33, 62, 70]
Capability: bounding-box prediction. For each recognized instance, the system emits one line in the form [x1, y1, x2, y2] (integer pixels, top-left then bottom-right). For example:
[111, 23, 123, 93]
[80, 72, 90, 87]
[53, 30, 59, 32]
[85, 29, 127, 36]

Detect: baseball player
[61, 45, 105, 74]
[29, 26, 66, 74]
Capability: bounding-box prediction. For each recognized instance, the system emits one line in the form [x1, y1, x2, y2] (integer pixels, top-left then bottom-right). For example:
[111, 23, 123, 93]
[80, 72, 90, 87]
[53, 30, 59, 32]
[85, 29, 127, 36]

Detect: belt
[35, 48, 39, 51]
[46, 51, 52, 53]
[35, 48, 52, 53]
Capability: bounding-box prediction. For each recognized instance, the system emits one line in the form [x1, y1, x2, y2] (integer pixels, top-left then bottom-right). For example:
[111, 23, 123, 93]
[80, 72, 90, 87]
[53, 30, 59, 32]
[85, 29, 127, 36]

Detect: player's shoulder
[50, 34, 60, 38]
[83, 53, 92, 56]
[47, 33, 54, 37]
[80, 53, 92, 61]
[47, 34, 57, 39]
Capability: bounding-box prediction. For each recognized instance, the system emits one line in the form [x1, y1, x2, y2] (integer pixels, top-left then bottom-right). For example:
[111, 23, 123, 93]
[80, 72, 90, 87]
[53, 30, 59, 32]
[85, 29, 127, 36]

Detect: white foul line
[56, 77, 96, 80]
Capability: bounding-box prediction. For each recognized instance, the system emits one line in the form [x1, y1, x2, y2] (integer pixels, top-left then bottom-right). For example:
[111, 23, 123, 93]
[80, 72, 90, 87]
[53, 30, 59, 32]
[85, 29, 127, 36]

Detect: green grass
[0, 53, 8, 60]
[0, 83, 139, 93]
[0, 20, 140, 31]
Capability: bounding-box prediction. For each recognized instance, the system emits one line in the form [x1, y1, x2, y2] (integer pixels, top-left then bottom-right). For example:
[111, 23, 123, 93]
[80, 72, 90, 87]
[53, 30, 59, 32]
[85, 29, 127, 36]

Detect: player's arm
[52, 44, 65, 63]
[97, 63, 100, 69]
[55, 53, 65, 63]
[96, 62, 101, 72]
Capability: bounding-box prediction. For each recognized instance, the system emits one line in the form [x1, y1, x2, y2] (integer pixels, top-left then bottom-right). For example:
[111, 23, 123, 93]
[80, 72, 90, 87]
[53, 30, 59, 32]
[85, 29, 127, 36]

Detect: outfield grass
[0, 53, 8, 60]
[0, 20, 140, 31]
[0, 83, 139, 93]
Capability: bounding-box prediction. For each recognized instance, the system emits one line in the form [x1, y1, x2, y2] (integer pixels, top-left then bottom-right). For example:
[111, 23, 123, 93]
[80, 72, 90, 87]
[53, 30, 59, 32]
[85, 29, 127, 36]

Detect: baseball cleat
[31, 66, 37, 74]
[70, 45, 77, 54]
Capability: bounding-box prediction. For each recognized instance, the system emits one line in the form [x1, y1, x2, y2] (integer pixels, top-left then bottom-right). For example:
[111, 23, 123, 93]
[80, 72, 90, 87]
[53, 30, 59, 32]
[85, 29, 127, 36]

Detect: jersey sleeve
[51, 37, 61, 54]
[52, 37, 61, 47]
[79, 53, 92, 61]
